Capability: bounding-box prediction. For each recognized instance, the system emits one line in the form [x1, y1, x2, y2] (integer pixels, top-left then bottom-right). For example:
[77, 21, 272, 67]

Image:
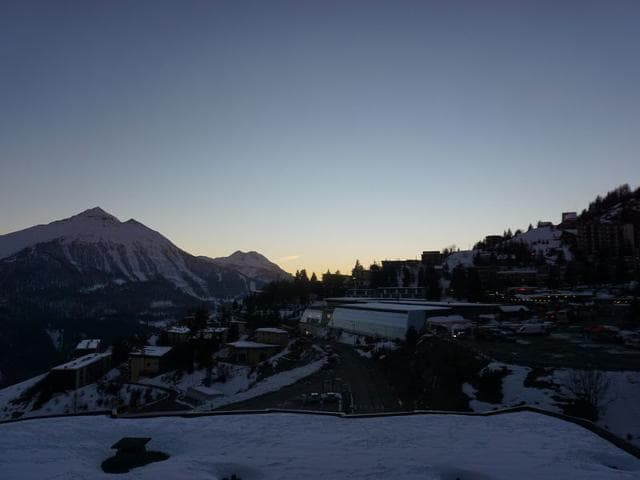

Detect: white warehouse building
[330, 303, 451, 340]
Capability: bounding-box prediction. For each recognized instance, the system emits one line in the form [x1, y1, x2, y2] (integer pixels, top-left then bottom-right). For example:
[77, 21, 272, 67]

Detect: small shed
[74, 339, 102, 357]
[111, 437, 151, 455]
[226, 340, 280, 365]
[254, 327, 289, 346]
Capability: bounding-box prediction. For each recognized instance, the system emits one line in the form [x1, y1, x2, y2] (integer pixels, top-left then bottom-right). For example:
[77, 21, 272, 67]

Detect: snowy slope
[0, 208, 209, 297]
[464, 363, 640, 447]
[0, 207, 287, 299]
[443, 250, 475, 270]
[510, 226, 572, 261]
[1, 412, 638, 479]
[207, 250, 290, 285]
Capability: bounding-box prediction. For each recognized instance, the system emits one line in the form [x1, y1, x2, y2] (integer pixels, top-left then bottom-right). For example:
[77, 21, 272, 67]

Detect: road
[216, 341, 401, 413]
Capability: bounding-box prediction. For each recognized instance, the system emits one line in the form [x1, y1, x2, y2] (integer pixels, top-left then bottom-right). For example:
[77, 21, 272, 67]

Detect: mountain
[0, 207, 290, 386]
[206, 250, 290, 286]
[0, 207, 289, 298]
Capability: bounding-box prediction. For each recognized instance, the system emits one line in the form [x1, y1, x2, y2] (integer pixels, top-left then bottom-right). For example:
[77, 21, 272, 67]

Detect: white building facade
[330, 303, 450, 340]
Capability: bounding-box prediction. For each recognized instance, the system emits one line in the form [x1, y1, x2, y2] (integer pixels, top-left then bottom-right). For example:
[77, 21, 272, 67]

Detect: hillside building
[254, 327, 289, 346]
[165, 326, 191, 345]
[226, 340, 280, 365]
[49, 352, 112, 391]
[128, 346, 173, 381]
[330, 302, 450, 340]
[74, 339, 102, 357]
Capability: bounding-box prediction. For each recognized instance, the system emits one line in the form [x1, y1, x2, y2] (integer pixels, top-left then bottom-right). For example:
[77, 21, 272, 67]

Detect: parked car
[517, 324, 547, 335]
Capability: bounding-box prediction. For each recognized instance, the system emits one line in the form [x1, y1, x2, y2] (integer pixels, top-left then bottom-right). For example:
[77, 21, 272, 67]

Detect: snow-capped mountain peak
[73, 207, 119, 222]
[207, 250, 290, 283]
[0, 208, 288, 299]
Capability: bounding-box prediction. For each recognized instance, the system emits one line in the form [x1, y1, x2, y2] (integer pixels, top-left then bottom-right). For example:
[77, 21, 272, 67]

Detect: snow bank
[198, 358, 326, 410]
[465, 363, 640, 447]
[1, 412, 638, 479]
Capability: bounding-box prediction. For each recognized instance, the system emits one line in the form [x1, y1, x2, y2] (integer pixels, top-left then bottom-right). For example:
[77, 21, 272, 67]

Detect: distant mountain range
[0, 207, 290, 386]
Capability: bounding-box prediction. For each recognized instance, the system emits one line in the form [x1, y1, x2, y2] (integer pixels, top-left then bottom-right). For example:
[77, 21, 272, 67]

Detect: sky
[1, 1, 639, 275]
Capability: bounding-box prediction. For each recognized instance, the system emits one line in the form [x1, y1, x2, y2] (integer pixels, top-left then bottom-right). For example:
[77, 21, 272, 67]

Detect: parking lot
[218, 342, 401, 413]
[463, 324, 640, 370]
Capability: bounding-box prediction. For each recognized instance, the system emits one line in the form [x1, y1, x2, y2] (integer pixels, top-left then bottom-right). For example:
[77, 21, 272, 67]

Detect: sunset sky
[1, 1, 639, 275]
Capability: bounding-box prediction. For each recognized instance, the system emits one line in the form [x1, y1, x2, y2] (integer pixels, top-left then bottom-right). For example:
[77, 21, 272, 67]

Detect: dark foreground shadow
[101, 450, 170, 474]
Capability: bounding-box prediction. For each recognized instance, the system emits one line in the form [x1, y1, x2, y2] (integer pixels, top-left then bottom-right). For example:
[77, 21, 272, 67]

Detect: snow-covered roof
[166, 326, 191, 334]
[499, 305, 530, 313]
[255, 327, 288, 335]
[51, 352, 111, 371]
[427, 315, 470, 325]
[201, 327, 227, 333]
[339, 302, 450, 313]
[381, 299, 498, 308]
[129, 346, 173, 358]
[226, 340, 278, 349]
[74, 339, 101, 350]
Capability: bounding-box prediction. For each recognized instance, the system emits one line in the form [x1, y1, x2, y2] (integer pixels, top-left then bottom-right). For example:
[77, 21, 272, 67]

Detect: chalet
[199, 327, 228, 342]
[128, 346, 173, 381]
[49, 352, 112, 391]
[299, 306, 333, 336]
[230, 319, 248, 335]
[165, 326, 191, 345]
[74, 339, 102, 357]
[254, 327, 289, 346]
[226, 340, 280, 366]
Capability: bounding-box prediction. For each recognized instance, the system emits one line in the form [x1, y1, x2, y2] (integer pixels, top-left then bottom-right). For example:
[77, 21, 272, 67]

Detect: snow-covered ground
[464, 363, 640, 446]
[140, 343, 327, 410]
[196, 358, 327, 410]
[443, 250, 475, 270]
[510, 225, 572, 261]
[1, 412, 638, 479]
[0, 370, 168, 421]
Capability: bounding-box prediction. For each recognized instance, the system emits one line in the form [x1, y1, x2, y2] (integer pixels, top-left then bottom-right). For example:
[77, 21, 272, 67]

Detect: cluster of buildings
[44, 320, 293, 391]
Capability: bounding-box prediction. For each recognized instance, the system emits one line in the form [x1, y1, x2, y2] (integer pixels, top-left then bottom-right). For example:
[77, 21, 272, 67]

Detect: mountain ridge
[0, 207, 290, 298]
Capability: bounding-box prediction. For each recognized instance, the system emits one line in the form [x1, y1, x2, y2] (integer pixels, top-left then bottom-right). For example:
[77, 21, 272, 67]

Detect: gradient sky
[1, 1, 639, 275]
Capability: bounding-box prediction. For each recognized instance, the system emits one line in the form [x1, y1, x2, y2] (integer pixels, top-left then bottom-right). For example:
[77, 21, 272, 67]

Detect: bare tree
[566, 370, 612, 420]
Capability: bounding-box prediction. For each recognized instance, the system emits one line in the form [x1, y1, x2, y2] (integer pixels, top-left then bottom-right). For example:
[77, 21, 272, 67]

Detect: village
[1, 278, 638, 432]
[1, 198, 640, 447]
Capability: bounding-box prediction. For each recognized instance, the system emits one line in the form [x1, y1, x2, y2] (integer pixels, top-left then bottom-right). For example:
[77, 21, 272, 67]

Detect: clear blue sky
[1, 1, 639, 275]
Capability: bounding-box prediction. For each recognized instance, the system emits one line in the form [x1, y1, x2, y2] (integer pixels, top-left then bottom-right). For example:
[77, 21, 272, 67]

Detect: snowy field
[463, 363, 640, 447]
[1, 412, 639, 479]
[0, 370, 168, 421]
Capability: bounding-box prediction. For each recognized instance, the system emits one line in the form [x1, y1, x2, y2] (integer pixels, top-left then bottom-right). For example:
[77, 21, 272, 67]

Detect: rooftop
[129, 346, 173, 358]
[227, 340, 278, 349]
[51, 352, 111, 371]
[499, 305, 530, 313]
[255, 327, 288, 334]
[337, 302, 451, 314]
[75, 339, 101, 350]
[166, 326, 191, 334]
